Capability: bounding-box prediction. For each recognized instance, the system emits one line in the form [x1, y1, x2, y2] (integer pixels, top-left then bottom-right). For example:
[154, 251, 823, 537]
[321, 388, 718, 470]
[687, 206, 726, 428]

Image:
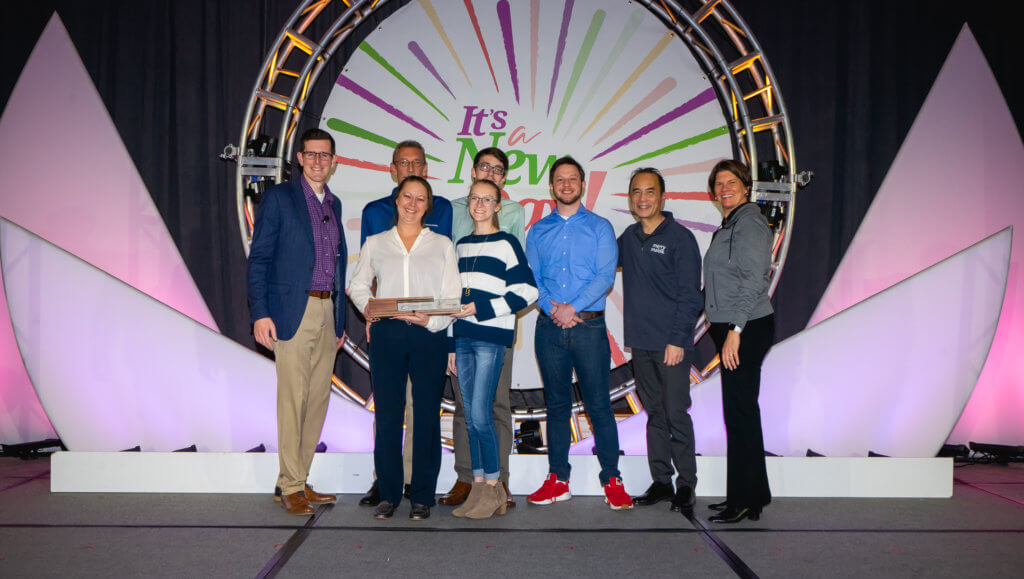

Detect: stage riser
[51, 452, 951, 498]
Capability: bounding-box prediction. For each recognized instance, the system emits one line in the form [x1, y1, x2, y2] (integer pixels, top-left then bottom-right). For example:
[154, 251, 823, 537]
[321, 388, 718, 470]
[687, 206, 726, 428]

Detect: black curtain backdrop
[2, 1, 1022, 368]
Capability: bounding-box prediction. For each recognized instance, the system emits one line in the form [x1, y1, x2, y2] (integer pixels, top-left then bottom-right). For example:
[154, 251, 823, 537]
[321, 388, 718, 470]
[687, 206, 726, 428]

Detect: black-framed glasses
[474, 162, 506, 176]
[301, 151, 333, 162]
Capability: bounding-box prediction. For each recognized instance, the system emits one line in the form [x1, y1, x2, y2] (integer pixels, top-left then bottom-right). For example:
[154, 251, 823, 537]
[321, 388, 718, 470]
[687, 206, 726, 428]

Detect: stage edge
[50, 452, 951, 498]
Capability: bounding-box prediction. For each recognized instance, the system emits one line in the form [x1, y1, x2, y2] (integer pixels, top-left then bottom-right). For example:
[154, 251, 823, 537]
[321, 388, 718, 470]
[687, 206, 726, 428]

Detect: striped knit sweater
[450, 231, 538, 346]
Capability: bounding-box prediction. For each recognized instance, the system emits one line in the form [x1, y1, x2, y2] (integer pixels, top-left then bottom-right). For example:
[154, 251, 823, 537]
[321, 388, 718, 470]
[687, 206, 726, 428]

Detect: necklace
[464, 232, 495, 297]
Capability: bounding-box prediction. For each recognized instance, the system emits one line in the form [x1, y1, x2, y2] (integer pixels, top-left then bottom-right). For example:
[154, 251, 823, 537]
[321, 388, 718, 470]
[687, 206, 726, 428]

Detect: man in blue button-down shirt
[524, 157, 632, 510]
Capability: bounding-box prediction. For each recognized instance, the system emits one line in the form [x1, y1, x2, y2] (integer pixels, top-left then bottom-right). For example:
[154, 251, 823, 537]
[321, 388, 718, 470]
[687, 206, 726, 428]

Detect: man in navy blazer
[248, 128, 347, 515]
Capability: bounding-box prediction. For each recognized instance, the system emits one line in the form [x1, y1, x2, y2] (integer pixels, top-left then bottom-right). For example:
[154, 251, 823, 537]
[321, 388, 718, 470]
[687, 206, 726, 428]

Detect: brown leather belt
[541, 309, 603, 320]
[308, 290, 331, 299]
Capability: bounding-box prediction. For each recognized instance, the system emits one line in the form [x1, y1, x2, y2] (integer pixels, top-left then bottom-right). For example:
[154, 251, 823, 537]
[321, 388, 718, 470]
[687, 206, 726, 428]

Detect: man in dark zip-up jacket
[617, 168, 703, 512]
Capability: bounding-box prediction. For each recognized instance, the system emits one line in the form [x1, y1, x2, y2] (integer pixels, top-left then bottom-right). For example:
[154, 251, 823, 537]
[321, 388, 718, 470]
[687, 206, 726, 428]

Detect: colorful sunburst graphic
[322, 0, 732, 388]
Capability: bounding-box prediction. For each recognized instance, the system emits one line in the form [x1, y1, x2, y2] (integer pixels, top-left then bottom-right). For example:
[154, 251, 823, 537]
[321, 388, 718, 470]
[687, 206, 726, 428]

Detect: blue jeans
[534, 314, 621, 485]
[455, 337, 505, 480]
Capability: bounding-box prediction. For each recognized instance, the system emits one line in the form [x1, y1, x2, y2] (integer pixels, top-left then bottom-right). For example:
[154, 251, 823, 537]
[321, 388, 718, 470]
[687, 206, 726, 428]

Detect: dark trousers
[709, 314, 774, 509]
[369, 319, 447, 506]
[632, 348, 697, 489]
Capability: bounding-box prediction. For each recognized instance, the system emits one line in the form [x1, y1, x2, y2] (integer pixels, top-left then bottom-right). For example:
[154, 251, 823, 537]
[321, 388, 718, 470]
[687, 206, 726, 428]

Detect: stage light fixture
[868, 451, 889, 457]
[173, 444, 197, 452]
[515, 420, 545, 455]
[937, 444, 969, 458]
[0, 438, 65, 459]
[968, 441, 1024, 465]
[806, 449, 824, 457]
[246, 444, 266, 453]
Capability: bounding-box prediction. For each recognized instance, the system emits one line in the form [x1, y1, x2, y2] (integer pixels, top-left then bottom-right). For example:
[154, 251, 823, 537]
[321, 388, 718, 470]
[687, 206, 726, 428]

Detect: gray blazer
[702, 202, 773, 328]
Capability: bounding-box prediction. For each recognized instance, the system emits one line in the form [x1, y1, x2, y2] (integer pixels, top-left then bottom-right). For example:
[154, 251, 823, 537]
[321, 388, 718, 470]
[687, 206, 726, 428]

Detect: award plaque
[366, 297, 462, 320]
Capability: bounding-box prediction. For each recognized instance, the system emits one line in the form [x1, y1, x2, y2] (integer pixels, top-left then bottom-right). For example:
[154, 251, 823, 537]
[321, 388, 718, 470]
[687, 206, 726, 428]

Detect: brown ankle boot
[452, 482, 486, 517]
[466, 482, 507, 519]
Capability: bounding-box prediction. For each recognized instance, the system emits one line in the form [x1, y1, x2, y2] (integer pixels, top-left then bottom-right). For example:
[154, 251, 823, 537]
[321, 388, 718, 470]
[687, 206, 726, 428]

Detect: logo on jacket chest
[649, 243, 667, 255]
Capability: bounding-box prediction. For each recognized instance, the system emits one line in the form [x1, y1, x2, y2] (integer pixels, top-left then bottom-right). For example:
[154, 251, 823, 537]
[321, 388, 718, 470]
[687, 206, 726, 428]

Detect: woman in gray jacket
[703, 160, 774, 524]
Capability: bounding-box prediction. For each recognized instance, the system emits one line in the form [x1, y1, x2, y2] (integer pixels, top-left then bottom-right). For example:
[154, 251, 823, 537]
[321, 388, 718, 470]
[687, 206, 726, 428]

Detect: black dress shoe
[360, 480, 381, 506]
[633, 481, 674, 506]
[373, 500, 396, 519]
[404, 484, 412, 499]
[708, 506, 760, 523]
[707, 500, 728, 512]
[409, 503, 431, 520]
[670, 486, 695, 512]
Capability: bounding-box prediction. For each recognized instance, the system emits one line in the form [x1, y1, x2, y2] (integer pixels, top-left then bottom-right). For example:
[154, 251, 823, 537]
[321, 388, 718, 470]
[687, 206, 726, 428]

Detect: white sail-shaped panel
[0, 15, 219, 443]
[1, 218, 374, 452]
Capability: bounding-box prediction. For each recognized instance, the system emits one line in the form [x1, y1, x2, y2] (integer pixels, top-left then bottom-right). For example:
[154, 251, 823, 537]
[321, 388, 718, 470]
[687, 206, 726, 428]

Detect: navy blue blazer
[247, 179, 347, 342]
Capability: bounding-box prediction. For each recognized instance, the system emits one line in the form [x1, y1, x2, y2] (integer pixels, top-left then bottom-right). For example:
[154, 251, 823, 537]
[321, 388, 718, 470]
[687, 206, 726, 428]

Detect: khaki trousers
[275, 296, 336, 495]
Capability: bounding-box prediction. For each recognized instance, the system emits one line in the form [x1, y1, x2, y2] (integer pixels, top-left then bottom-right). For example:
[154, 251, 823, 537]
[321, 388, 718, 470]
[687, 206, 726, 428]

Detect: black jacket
[618, 212, 702, 351]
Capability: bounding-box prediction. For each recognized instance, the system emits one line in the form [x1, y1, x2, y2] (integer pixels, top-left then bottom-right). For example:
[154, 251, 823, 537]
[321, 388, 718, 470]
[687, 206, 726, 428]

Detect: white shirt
[349, 226, 461, 333]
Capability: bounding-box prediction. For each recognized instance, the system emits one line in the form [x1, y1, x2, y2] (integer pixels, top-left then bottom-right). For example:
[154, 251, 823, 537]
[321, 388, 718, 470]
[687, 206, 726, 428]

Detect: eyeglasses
[301, 151, 333, 162]
[396, 159, 425, 169]
[474, 162, 506, 176]
[468, 195, 498, 205]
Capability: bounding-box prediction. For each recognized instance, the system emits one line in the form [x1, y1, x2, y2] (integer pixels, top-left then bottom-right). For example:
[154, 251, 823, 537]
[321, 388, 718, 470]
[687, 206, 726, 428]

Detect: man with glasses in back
[248, 128, 347, 515]
[357, 140, 453, 506]
[360, 140, 452, 245]
[439, 147, 525, 510]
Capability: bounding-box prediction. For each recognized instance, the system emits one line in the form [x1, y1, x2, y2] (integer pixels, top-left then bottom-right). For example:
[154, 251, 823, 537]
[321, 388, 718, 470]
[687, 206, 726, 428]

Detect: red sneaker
[527, 473, 571, 505]
[604, 477, 633, 510]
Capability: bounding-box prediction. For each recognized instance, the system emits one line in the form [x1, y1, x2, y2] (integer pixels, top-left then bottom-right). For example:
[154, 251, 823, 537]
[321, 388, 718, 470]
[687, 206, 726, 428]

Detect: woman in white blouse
[349, 176, 461, 521]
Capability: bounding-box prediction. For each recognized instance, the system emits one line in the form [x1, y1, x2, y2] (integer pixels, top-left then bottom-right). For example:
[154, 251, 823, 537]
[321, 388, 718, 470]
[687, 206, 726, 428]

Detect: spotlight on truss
[968, 441, 1024, 465]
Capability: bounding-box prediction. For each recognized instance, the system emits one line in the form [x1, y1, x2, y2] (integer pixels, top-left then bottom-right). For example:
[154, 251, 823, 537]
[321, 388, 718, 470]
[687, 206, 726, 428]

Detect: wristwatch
[730, 324, 743, 334]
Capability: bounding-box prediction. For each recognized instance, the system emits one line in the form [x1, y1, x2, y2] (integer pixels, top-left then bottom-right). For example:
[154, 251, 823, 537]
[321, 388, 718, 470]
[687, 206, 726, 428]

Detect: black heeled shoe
[707, 500, 728, 512]
[708, 506, 760, 523]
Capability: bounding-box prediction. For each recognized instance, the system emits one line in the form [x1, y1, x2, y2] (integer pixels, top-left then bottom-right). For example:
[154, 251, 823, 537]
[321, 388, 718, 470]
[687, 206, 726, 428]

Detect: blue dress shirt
[525, 206, 618, 315]
[360, 186, 453, 247]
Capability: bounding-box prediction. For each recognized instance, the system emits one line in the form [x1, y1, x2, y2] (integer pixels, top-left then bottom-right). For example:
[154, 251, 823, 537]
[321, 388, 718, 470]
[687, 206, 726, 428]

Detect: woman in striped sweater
[447, 180, 538, 519]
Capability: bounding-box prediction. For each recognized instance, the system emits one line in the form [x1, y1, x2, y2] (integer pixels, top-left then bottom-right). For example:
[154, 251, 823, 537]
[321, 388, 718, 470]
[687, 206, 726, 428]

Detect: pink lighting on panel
[0, 16, 218, 443]
[810, 27, 1024, 446]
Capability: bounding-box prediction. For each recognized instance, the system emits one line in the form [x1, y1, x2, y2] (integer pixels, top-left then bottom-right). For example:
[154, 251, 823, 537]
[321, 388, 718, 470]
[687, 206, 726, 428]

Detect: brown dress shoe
[303, 485, 336, 505]
[439, 480, 472, 506]
[502, 481, 516, 509]
[281, 491, 314, 515]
